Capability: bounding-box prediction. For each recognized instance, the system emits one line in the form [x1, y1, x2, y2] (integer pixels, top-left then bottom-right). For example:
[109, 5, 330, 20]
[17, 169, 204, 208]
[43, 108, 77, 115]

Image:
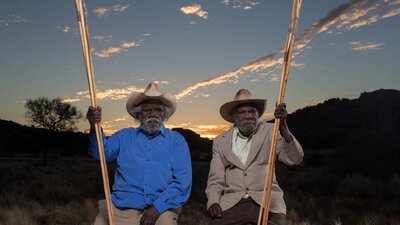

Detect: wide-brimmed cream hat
[220, 89, 267, 123]
[126, 82, 177, 119]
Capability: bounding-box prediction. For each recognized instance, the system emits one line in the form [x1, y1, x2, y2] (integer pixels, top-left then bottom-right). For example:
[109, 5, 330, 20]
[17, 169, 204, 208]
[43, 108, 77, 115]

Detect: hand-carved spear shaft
[257, 1, 302, 225]
[74, 1, 114, 224]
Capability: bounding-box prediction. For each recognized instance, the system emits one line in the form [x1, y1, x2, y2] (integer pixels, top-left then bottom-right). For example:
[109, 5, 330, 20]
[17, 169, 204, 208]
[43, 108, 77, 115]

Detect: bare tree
[25, 97, 83, 165]
[25, 97, 83, 132]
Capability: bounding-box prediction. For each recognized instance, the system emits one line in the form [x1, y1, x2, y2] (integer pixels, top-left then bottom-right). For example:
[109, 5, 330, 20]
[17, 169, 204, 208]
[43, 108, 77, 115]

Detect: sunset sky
[1, 0, 399, 138]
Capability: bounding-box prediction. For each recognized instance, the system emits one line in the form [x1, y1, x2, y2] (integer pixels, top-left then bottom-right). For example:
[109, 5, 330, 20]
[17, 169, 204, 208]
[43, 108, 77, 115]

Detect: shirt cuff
[152, 196, 169, 214]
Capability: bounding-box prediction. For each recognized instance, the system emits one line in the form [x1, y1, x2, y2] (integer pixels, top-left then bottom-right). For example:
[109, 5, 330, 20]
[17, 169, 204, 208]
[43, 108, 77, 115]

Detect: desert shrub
[336, 175, 384, 198]
[357, 214, 400, 225]
[388, 174, 400, 199]
[0, 206, 38, 225]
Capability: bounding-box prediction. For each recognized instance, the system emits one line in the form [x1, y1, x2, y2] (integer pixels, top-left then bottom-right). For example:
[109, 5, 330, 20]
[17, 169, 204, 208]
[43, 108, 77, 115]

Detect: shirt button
[246, 188, 249, 191]
[147, 159, 150, 162]
[244, 172, 247, 176]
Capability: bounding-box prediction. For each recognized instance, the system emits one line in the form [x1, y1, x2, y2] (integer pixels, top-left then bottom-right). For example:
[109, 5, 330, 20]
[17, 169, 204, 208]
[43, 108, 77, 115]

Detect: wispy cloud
[78, 86, 144, 100]
[94, 35, 112, 43]
[176, 53, 280, 100]
[95, 41, 140, 58]
[71, 79, 170, 102]
[114, 4, 130, 12]
[350, 41, 384, 51]
[269, 75, 280, 82]
[114, 115, 129, 122]
[94, 4, 130, 17]
[63, 26, 70, 33]
[0, 14, 27, 27]
[71, 85, 144, 102]
[61, 98, 81, 103]
[154, 81, 170, 85]
[381, 7, 400, 18]
[180, 4, 209, 19]
[176, 0, 400, 100]
[222, 0, 260, 10]
[93, 8, 111, 17]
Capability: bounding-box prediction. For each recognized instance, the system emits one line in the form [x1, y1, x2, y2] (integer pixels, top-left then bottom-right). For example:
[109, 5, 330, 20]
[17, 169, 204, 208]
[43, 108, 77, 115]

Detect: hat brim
[126, 93, 177, 119]
[220, 99, 267, 123]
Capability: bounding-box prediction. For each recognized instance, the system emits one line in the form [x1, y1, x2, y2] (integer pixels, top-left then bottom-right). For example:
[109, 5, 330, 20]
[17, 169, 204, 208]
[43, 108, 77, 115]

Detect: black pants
[209, 198, 287, 225]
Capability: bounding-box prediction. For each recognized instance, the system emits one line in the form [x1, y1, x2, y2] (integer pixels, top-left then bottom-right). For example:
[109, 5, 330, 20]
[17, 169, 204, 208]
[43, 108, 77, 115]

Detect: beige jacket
[205, 122, 303, 214]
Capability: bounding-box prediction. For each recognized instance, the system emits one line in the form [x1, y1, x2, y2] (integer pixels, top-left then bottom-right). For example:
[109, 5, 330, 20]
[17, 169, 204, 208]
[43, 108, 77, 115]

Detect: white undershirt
[232, 126, 253, 166]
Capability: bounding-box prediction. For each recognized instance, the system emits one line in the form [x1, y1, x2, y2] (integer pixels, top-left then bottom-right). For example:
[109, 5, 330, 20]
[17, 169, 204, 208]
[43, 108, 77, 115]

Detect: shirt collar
[233, 122, 261, 141]
[137, 125, 167, 138]
[233, 126, 255, 142]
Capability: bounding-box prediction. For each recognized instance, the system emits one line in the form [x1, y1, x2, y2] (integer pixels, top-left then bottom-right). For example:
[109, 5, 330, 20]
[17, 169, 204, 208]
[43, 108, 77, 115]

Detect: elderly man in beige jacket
[205, 89, 303, 225]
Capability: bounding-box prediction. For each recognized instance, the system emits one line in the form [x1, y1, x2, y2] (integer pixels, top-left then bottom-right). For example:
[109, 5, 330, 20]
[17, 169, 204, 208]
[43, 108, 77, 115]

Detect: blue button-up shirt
[88, 127, 192, 213]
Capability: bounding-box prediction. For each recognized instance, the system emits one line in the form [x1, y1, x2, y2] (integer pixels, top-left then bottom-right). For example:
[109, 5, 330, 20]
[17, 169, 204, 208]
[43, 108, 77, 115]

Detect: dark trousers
[209, 198, 287, 225]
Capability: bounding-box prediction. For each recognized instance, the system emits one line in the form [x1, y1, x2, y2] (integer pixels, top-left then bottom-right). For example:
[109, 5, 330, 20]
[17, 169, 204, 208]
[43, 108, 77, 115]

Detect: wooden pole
[257, 1, 302, 224]
[74, 1, 114, 225]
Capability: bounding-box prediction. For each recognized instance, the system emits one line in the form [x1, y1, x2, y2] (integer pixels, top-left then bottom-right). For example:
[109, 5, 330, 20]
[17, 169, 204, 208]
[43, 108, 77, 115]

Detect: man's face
[233, 104, 259, 136]
[140, 102, 165, 135]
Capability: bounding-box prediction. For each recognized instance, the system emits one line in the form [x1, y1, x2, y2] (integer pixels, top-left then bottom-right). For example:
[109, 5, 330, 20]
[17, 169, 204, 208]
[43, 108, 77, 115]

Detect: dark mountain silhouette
[282, 89, 400, 179]
[172, 128, 212, 160]
[0, 119, 88, 157]
[287, 89, 400, 150]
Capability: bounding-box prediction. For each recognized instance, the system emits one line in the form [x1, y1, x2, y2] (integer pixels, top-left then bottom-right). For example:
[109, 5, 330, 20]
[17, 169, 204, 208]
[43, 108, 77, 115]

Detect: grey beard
[141, 117, 163, 135]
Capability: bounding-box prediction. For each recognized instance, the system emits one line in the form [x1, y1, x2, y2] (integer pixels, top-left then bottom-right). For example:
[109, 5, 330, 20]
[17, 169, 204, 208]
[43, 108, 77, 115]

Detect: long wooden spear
[74, 1, 114, 225]
[257, 0, 302, 224]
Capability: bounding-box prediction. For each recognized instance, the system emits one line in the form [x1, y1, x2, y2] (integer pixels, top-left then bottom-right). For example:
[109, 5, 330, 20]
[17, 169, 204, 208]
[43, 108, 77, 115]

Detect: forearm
[279, 120, 294, 143]
[205, 184, 222, 209]
[88, 129, 119, 162]
[278, 134, 304, 165]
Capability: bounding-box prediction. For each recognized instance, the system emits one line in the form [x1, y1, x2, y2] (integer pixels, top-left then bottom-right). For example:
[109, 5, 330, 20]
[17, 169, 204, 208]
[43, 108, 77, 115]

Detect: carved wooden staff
[74, 1, 114, 224]
[257, 0, 302, 225]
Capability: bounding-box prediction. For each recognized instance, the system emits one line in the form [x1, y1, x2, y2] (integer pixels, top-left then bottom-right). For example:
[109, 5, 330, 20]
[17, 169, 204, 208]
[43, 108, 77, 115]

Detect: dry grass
[0, 157, 399, 225]
[0, 158, 100, 225]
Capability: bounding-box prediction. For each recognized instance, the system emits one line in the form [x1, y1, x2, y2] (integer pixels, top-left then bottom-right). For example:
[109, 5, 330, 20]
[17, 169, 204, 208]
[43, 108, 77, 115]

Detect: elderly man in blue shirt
[86, 82, 192, 225]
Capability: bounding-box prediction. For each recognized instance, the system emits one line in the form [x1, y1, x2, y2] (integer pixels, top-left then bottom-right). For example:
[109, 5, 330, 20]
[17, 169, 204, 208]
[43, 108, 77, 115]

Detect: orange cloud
[167, 123, 231, 139]
[61, 98, 81, 103]
[175, 53, 280, 100]
[95, 41, 139, 58]
[77, 86, 144, 100]
[180, 4, 209, 19]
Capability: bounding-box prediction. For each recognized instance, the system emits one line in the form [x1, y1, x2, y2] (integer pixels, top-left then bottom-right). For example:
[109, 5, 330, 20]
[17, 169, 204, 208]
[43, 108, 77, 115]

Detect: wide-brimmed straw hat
[220, 89, 267, 123]
[126, 82, 177, 119]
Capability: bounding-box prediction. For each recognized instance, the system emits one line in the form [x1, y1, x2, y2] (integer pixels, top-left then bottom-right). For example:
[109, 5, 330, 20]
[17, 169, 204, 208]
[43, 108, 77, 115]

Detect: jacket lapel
[221, 127, 245, 170]
[244, 123, 268, 169]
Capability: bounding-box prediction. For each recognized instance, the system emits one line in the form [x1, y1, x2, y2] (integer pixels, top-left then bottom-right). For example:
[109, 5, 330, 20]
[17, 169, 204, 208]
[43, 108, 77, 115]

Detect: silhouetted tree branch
[25, 97, 83, 132]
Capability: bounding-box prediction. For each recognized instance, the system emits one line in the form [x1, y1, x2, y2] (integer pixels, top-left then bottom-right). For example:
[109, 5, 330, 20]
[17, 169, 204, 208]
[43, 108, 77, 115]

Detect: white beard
[141, 117, 163, 135]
